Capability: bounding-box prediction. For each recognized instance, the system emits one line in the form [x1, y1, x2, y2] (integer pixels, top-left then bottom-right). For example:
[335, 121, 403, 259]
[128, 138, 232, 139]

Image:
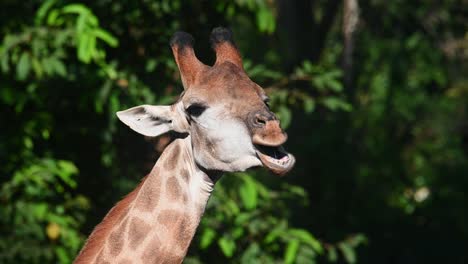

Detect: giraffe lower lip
[254, 145, 295, 175]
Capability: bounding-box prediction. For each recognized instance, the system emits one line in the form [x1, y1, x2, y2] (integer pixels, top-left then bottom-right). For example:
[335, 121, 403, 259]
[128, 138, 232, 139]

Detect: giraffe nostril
[250, 112, 273, 128]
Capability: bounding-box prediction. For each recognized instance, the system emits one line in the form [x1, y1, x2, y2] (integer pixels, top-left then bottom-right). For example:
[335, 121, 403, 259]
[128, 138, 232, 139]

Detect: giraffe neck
[74, 136, 216, 264]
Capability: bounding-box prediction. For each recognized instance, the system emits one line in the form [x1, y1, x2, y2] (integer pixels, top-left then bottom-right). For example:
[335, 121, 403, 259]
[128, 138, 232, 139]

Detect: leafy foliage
[0, 159, 89, 263]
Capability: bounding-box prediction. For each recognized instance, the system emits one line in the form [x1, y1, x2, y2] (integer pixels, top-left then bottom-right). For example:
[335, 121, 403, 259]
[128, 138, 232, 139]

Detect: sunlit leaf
[17, 52, 30, 80]
[256, 7, 275, 34]
[200, 228, 216, 249]
[239, 176, 258, 210]
[277, 105, 292, 128]
[218, 237, 236, 257]
[284, 239, 300, 264]
[94, 29, 118, 47]
[35, 0, 57, 26]
[289, 228, 323, 253]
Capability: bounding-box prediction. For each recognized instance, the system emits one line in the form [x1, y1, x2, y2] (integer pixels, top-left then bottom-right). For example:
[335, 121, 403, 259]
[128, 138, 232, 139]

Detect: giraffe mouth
[254, 145, 295, 176]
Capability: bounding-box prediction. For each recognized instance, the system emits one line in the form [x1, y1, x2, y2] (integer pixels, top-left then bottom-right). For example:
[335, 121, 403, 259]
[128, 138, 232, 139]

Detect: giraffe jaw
[255, 145, 295, 176]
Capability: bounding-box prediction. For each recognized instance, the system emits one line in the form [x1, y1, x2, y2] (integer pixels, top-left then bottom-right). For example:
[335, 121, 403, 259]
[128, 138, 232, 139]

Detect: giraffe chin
[255, 145, 295, 176]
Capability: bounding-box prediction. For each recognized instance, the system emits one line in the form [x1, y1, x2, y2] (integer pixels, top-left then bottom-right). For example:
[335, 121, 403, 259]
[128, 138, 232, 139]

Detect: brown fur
[107, 217, 128, 255]
[141, 236, 163, 263]
[175, 215, 194, 250]
[164, 144, 180, 170]
[166, 176, 182, 200]
[118, 259, 132, 264]
[135, 168, 161, 212]
[128, 217, 151, 249]
[157, 209, 181, 226]
[74, 175, 148, 264]
[180, 168, 189, 183]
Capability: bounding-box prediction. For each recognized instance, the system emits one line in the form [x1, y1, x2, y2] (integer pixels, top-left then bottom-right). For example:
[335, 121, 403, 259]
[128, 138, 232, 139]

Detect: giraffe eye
[186, 104, 206, 117]
[264, 98, 270, 107]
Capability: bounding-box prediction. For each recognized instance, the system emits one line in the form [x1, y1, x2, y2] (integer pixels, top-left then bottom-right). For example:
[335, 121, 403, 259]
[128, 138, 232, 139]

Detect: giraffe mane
[74, 175, 148, 264]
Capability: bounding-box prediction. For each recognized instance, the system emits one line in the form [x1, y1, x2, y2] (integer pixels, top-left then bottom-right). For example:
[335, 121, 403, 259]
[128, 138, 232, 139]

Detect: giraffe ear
[116, 104, 188, 137]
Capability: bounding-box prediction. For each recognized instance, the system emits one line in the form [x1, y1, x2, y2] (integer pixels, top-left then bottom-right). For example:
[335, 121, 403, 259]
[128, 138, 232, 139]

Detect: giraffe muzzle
[254, 144, 295, 176]
[251, 119, 295, 175]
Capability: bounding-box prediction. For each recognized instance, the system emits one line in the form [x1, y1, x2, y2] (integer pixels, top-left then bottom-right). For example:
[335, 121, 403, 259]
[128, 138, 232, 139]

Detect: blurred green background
[1, 0, 467, 263]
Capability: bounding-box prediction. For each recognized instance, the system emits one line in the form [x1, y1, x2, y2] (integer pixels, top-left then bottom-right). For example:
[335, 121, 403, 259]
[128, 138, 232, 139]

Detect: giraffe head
[117, 28, 295, 175]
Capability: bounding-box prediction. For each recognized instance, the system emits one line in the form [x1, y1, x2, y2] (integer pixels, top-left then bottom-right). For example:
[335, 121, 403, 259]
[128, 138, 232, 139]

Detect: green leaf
[200, 228, 216, 249]
[264, 228, 282, 244]
[322, 97, 352, 112]
[303, 97, 315, 113]
[338, 242, 356, 264]
[35, 0, 57, 26]
[54, 60, 67, 77]
[239, 176, 258, 210]
[46, 9, 61, 26]
[17, 52, 31, 80]
[94, 29, 118, 47]
[33, 203, 48, 220]
[327, 246, 338, 262]
[55, 247, 70, 264]
[145, 59, 158, 72]
[256, 7, 276, 34]
[285, 239, 300, 264]
[57, 161, 78, 188]
[328, 79, 343, 92]
[62, 4, 90, 15]
[289, 229, 323, 253]
[277, 105, 292, 128]
[218, 237, 236, 257]
[232, 226, 244, 239]
[234, 212, 251, 225]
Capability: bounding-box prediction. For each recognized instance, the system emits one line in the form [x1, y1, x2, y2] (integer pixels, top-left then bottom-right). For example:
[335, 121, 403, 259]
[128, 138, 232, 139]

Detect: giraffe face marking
[129, 217, 151, 249]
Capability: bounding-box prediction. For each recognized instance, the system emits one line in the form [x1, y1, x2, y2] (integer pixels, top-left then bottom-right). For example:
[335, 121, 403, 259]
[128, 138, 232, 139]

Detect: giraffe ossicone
[74, 27, 295, 264]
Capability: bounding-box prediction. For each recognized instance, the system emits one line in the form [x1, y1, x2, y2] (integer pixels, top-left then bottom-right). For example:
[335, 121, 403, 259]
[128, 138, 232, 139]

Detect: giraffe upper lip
[252, 131, 287, 147]
[254, 144, 295, 176]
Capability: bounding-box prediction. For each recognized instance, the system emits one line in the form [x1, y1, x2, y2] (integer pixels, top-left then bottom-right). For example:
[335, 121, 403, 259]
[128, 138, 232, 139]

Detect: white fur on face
[189, 106, 262, 172]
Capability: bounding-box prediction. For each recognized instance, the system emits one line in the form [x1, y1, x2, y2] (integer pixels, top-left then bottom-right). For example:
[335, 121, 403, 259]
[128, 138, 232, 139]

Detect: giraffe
[74, 27, 295, 264]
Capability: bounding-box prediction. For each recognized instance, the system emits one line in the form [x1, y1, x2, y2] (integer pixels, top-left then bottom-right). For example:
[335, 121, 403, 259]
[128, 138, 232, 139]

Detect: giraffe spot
[157, 209, 181, 226]
[180, 169, 190, 183]
[176, 215, 195, 251]
[129, 217, 151, 250]
[166, 176, 182, 201]
[141, 236, 162, 263]
[135, 169, 161, 212]
[107, 217, 128, 256]
[118, 258, 132, 264]
[164, 144, 180, 170]
[161, 253, 184, 264]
